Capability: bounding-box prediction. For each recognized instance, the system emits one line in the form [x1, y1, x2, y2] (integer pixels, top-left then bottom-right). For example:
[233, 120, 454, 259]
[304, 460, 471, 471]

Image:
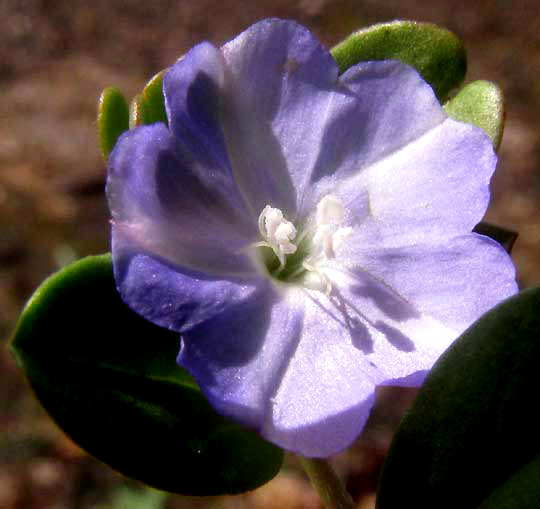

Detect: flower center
[255, 195, 352, 290]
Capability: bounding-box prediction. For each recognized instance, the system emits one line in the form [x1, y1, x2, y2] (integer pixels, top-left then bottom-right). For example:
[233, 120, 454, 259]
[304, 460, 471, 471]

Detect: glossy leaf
[473, 222, 518, 254]
[9, 255, 283, 495]
[129, 94, 147, 128]
[377, 288, 540, 509]
[445, 80, 504, 149]
[476, 454, 540, 508]
[141, 71, 168, 125]
[129, 71, 168, 128]
[98, 87, 130, 161]
[331, 21, 467, 101]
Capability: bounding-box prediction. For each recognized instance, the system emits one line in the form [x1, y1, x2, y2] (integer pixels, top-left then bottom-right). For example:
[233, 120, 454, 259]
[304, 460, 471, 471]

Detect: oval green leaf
[377, 288, 540, 509]
[141, 71, 168, 126]
[331, 21, 467, 101]
[476, 454, 540, 509]
[98, 87, 130, 161]
[444, 80, 504, 149]
[9, 255, 283, 495]
[129, 71, 168, 129]
[129, 93, 148, 128]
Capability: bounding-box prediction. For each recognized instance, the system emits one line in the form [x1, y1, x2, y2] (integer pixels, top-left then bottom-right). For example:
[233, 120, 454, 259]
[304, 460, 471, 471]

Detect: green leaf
[98, 87, 130, 161]
[444, 80, 504, 149]
[103, 486, 168, 509]
[129, 71, 168, 128]
[473, 222, 518, 254]
[129, 94, 148, 128]
[331, 21, 467, 101]
[141, 71, 168, 125]
[9, 255, 283, 495]
[476, 454, 540, 508]
[377, 288, 540, 509]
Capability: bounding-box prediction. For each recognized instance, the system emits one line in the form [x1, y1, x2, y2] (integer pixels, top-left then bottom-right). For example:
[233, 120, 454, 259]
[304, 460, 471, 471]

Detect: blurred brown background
[1, 1, 539, 508]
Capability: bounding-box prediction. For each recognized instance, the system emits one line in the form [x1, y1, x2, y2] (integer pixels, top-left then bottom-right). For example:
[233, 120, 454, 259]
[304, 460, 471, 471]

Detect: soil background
[1, 1, 539, 508]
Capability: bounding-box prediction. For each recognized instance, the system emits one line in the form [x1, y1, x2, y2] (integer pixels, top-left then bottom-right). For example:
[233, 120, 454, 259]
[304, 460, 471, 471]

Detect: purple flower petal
[296, 60, 449, 221]
[295, 60, 496, 244]
[334, 115, 496, 248]
[178, 286, 305, 429]
[266, 274, 459, 456]
[107, 19, 518, 458]
[164, 42, 230, 175]
[107, 123, 256, 275]
[179, 272, 456, 456]
[336, 233, 518, 334]
[311, 60, 447, 185]
[220, 19, 340, 218]
[112, 230, 263, 332]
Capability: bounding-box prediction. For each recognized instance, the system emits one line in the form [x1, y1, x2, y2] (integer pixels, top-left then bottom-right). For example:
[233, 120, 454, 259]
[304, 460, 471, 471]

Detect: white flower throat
[255, 195, 352, 291]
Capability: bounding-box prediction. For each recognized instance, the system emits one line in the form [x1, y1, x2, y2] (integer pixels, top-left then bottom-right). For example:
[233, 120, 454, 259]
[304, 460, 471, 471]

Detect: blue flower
[106, 19, 517, 457]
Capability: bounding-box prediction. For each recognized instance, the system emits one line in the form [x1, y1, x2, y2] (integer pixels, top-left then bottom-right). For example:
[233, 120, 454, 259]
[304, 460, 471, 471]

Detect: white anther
[257, 205, 297, 266]
[274, 222, 297, 254]
[298, 195, 352, 294]
[312, 195, 352, 259]
[316, 194, 345, 227]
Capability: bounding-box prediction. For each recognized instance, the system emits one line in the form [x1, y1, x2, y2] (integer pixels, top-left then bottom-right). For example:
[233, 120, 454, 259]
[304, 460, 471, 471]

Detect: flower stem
[299, 456, 356, 509]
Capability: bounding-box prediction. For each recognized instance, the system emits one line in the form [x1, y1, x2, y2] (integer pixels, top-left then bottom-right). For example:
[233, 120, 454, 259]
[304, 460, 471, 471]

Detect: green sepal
[444, 80, 505, 149]
[377, 288, 540, 509]
[97, 87, 130, 162]
[331, 21, 467, 101]
[9, 255, 283, 495]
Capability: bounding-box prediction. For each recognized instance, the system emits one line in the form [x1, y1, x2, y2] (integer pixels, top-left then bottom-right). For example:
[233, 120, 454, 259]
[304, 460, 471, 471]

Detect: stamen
[312, 195, 352, 260]
[316, 194, 346, 226]
[303, 263, 333, 295]
[302, 195, 353, 293]
[257, 205, 297, 267]
[255, 196, 352, 293]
